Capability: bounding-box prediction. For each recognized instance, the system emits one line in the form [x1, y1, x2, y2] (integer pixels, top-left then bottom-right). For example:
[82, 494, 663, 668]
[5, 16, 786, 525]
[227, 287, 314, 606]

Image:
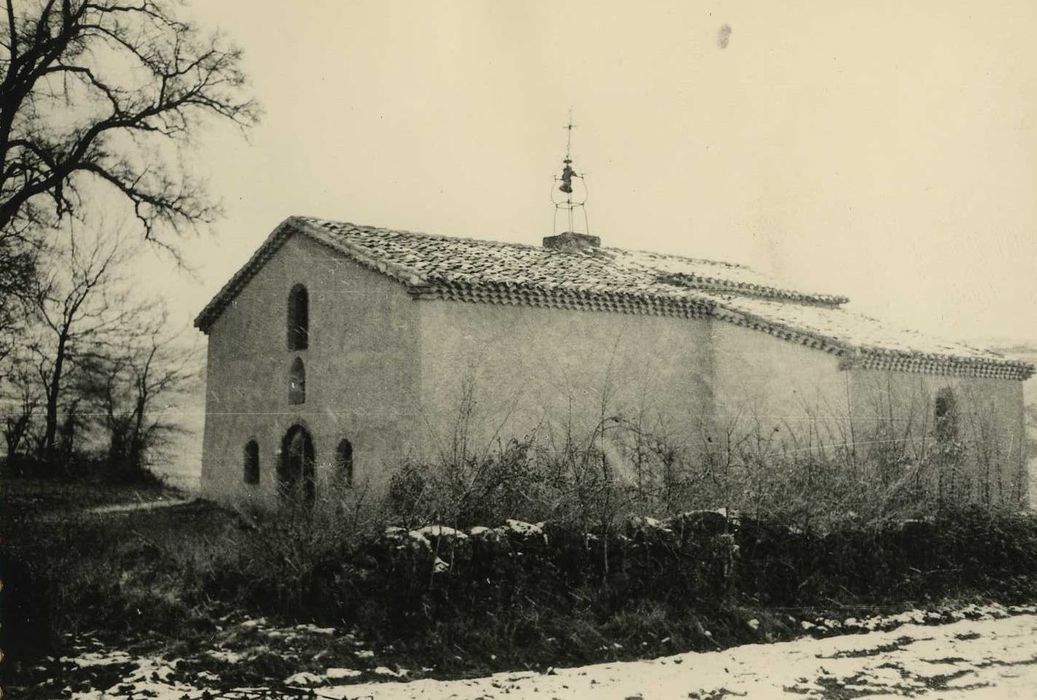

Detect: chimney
[542, 231, 601, 253]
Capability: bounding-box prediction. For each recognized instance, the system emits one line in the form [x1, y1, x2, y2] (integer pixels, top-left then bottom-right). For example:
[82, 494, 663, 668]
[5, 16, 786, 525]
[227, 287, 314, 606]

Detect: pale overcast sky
[138, 0, 1037, 346]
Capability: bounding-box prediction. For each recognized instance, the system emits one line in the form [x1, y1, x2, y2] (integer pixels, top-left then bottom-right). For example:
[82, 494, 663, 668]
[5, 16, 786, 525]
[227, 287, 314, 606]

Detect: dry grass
[4, 469, 1037, 698]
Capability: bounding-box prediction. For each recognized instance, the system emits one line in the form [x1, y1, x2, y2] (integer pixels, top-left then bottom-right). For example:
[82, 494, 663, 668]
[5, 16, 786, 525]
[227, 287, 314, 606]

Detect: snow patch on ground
[318, 614, 1037, 699]
[63, 607, 1037, 699]
[205, 648, 245, 664]
[68, 656, 192, 700]
[61, 650, 134, 668]
[326, 667, 363, 679]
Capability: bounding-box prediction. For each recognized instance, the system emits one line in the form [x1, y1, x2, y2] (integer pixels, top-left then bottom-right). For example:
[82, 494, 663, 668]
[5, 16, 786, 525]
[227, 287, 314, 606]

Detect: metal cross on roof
[552, 109, 590, 235]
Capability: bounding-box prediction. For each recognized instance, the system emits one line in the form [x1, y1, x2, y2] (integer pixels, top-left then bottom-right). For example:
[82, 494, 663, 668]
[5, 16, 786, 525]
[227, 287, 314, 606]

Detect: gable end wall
[200, 233, 422, 507]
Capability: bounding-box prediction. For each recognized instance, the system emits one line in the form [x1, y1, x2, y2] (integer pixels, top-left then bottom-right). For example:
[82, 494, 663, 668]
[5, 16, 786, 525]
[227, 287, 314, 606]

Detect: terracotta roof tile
[194, 216, 1034, 381]
[294, 217, 850, 304]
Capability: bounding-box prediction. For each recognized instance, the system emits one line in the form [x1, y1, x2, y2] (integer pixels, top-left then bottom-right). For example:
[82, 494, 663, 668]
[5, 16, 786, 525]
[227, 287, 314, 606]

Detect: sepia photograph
[2, 1, 1037, 698]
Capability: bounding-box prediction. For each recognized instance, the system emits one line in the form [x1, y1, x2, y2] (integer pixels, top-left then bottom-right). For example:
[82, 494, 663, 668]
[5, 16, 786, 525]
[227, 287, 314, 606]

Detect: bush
[6, 471, 1037, 679]
[205, 506, 1037, 644]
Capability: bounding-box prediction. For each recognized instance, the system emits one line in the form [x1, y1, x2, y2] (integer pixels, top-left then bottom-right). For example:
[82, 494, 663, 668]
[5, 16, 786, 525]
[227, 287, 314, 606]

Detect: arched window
[336, 439, 354, 488]
[934, 388, 958, 444]
[289, 357, 306, 404]
[243, 440, 260, 484]
[287, 284, 309, 350]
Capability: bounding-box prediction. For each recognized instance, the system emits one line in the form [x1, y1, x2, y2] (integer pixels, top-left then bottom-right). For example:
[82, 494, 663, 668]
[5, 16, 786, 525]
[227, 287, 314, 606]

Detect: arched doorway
[279, 425, 315, 505]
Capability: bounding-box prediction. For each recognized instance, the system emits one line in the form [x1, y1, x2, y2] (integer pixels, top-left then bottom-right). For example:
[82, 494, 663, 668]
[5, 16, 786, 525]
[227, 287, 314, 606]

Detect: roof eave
[712, 302, 1034, 381]
[193, 216, 429, 333]
[191, 216, 1035, 382]
[194, 217, 301, 334]
[842, 349, 1036, 381]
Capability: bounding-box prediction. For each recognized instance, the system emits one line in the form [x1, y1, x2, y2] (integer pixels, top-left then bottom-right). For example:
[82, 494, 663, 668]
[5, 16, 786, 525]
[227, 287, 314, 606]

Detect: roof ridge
[299, 216, 758, 269]
[604, 245, 752, 269]
[296, 216, 546, 253]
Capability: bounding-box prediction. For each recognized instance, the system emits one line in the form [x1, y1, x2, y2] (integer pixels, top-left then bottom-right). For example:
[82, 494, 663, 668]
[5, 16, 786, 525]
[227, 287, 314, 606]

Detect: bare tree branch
[0, 0, 258, 243]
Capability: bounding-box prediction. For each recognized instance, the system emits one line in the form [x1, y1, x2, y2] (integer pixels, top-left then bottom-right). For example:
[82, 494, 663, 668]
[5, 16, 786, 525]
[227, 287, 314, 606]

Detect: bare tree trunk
[41, 330, 68, 461]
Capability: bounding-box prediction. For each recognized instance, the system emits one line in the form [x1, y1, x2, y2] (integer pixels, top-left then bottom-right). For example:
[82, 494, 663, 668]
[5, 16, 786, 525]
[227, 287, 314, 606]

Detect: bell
[559, 163, 576, 193]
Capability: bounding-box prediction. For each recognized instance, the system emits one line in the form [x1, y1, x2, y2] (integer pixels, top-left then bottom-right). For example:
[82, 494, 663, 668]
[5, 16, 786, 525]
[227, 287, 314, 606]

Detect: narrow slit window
[243, 440, 260, 484]
[287, 284, 309, 350]
[336, 439, 354, 488]
[934, 388, 958, 444]
[289, 357, 306, 404]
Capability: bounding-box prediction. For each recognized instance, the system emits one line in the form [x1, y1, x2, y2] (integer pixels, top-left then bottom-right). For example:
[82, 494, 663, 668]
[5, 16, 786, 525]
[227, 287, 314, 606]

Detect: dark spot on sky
[718, 24, 732, 49]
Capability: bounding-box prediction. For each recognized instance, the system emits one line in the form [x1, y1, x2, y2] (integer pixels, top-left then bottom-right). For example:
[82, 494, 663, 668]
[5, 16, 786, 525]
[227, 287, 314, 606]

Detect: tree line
[0, 0, 257, 480]
[3, 225, 202, 479]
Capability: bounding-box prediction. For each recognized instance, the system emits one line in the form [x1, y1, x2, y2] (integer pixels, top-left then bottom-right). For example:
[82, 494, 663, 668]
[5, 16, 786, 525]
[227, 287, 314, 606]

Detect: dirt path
[84, 497, 196, 515]
[58, 612, 1037, 699]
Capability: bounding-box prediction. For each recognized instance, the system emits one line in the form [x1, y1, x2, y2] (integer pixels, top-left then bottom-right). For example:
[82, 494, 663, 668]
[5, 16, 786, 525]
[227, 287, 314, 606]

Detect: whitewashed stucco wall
[847, 369, 1027, 506]
[711, 322, 851, 435]
[414, 301, 715, 472]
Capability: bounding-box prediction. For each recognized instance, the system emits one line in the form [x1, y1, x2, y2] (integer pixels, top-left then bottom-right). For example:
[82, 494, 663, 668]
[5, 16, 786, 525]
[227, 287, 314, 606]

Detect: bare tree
[0, 224, 36, 363]
[94, 310, 197, 479]
[0, 0, 259, 242]
[27, 226, 134, 463]
[1, 347, 40, 461]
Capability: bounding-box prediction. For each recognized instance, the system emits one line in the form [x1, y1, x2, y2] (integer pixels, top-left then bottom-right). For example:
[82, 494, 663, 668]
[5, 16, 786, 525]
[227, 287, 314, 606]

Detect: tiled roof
[706, 294, 1034, 380]
[295, 216, 850, 305]
[195, 216, 1034, 381]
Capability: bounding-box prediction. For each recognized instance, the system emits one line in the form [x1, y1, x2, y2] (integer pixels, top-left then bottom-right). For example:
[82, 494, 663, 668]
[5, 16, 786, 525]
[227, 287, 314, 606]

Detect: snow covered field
[64, 611, 1037, 699]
